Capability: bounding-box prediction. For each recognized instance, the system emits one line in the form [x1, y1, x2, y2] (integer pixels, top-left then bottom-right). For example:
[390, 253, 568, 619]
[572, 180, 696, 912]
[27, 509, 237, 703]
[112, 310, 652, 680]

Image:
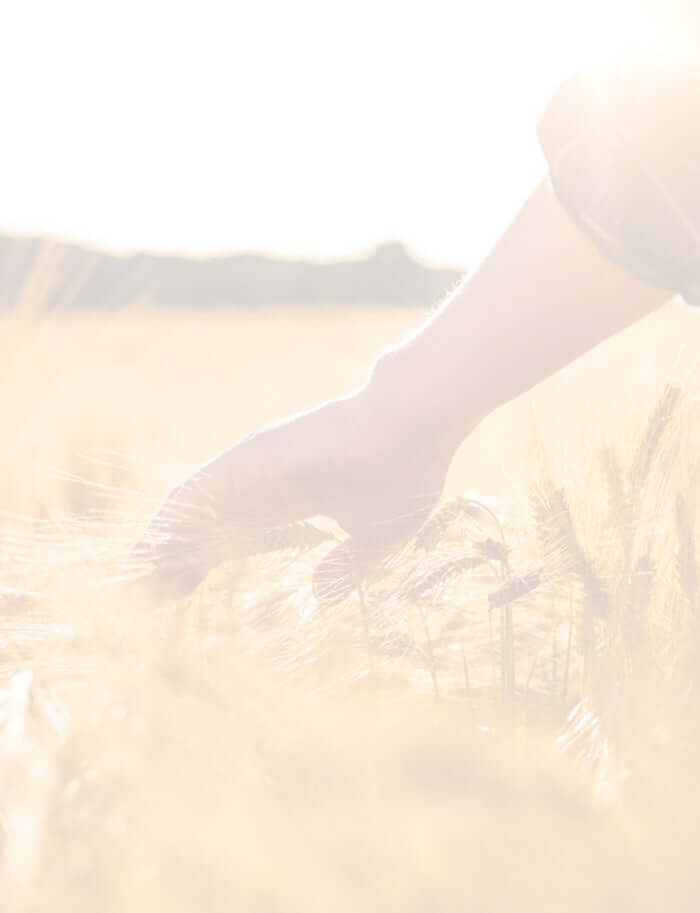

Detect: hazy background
[0, 0, 673, 272]
[3, 3, 700, 911]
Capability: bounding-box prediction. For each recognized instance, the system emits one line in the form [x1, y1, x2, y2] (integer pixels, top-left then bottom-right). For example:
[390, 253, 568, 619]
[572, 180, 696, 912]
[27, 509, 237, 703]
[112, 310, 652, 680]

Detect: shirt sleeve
[537, 56, 700, 306]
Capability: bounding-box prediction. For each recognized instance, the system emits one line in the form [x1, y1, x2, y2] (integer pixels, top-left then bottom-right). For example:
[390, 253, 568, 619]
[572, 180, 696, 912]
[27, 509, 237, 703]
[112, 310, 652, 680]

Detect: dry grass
[2, 299, 700, 911]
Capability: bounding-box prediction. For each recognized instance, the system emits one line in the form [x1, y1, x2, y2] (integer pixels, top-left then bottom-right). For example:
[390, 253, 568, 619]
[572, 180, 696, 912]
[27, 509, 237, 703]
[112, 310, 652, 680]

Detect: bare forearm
[365, 179, 671, 448]
[136, 179, 674, 599]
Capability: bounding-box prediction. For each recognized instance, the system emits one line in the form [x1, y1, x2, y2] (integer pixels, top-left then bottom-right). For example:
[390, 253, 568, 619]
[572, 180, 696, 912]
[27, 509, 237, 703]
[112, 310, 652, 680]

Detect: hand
[129, 390, 457, 600]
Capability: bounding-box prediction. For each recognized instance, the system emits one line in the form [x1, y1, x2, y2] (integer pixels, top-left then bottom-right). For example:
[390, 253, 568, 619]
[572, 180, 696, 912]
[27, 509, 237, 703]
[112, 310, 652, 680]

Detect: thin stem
[357, 581, 376, 691]
[525, 617, 557, 695]
[503, 602, 514, 698]
[417, 602, 440, 702]
[562, 586, 575, 709]
[488, 609, 496, 689]
[498, 557, 514, 701]
[460, 642, 471, 698]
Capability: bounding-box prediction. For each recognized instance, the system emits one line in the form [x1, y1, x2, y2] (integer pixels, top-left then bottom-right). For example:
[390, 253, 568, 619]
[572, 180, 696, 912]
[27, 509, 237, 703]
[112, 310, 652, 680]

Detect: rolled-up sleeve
[538, 56, 700, 306]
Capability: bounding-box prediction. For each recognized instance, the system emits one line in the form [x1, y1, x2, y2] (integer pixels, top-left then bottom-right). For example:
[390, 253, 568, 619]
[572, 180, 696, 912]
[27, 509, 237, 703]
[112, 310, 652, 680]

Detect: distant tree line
[0, 236, 464, 310]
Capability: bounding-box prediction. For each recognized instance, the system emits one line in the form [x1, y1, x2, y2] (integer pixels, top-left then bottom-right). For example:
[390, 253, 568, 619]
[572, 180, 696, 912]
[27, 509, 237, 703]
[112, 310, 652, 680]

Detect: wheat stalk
[676, 494, 697, 612]
[401, 555, 485, 599]
[599, 442, 633, 556]
[488, 571, 541, 610]
[621, 551, 656, 654]
[415, 496, 504, 552]
[531, 482, 610, 619]
[630, 384, 681, 494]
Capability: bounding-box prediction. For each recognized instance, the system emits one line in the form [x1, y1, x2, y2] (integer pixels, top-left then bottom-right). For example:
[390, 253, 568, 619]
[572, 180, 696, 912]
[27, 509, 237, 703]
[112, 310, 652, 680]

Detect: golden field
[2, 299, 700, 911]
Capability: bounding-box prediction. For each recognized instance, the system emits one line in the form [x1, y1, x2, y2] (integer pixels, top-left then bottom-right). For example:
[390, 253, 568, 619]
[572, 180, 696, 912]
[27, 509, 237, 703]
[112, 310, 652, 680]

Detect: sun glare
[0, 0, 694, 266]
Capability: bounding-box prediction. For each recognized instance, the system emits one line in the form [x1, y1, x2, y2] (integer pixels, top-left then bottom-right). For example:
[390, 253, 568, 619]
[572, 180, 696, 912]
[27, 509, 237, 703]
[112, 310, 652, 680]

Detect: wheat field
[2, 299, 700, 911]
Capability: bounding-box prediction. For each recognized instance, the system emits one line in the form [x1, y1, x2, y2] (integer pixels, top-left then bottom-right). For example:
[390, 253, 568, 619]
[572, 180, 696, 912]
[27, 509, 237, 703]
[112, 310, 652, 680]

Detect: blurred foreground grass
[2, 302, 700, 911]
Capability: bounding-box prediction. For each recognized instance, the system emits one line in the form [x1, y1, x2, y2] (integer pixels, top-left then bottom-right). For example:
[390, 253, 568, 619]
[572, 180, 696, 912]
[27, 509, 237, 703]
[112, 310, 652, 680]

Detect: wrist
[359, 345, 482, 460]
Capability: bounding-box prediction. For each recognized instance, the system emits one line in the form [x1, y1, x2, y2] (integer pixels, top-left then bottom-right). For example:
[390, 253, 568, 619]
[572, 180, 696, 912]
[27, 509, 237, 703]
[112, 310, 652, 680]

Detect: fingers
[127, 423, 332, 600]
[125, 391, 450, 603]
[312, 508, 435, 610]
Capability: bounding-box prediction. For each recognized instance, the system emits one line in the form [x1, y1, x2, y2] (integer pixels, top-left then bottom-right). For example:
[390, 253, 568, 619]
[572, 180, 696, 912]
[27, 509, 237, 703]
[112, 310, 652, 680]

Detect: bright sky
[0, 0, 679, 267]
